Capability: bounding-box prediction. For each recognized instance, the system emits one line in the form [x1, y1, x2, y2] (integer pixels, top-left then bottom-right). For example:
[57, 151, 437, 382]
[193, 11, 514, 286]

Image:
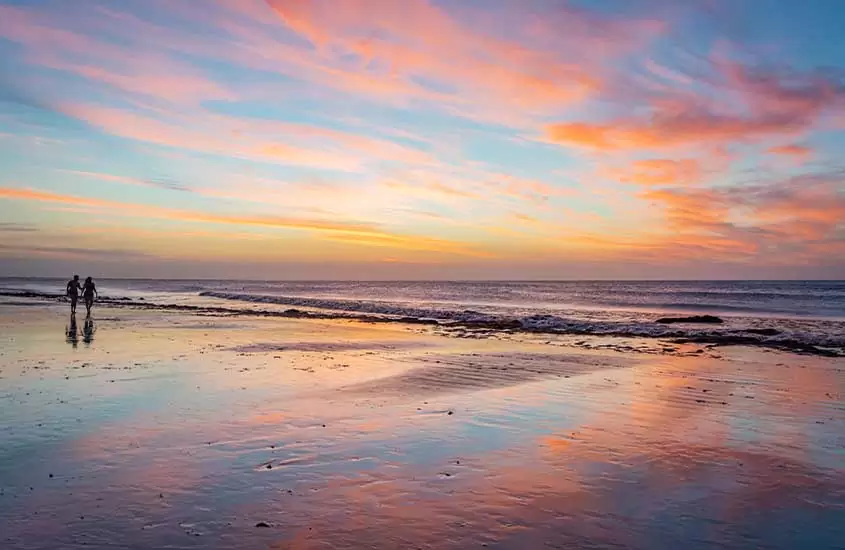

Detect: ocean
[2, 279, 844, 356]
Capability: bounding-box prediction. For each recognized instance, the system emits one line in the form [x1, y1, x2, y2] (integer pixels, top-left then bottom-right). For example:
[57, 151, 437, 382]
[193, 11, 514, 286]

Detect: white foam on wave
[198, 291, 845, 352]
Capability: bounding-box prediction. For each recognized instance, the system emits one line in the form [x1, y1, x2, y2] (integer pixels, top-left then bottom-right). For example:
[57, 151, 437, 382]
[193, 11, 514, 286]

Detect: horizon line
[1, 276, 843, 283]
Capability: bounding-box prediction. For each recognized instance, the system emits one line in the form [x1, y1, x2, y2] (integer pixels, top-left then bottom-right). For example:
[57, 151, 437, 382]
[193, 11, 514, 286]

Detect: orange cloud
[643, 188, 732, 229]
[540, 435, 573, 453]
[0, 187, 106, 207]
[636, 170, 845, 261]
[605, 159, 704, 186]
[766, 144, 813, 159]
[546, 122, 616, 149]
[747, 176, 845, 233]
[546, 64, 845, 151]
[547, 115, 800, 151]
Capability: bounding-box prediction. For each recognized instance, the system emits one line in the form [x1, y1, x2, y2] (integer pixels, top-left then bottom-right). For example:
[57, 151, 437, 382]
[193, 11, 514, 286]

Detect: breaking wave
[197, 291, 845, 357]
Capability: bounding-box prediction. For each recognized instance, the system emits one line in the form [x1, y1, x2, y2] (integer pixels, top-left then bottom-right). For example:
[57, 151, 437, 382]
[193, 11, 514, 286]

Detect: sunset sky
[1, 0, 844, 279]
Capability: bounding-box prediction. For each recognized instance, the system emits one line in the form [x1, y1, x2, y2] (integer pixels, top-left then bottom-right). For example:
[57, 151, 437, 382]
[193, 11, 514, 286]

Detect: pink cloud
[766, 144, 813, 160]
[70, 65, 234, 103]
[0, 5, 232, 105]
[726, 64, 845, 122]
[739, 175, 845, 233]
[228, 118, 436, 166]
[261, 0, 663, 120]
[0, 5, 95, 55]
[57, 103, 437, 171]
[546, 108, 810, 151]
[1, 0, 662, 126]
[546, 62, 845, 151]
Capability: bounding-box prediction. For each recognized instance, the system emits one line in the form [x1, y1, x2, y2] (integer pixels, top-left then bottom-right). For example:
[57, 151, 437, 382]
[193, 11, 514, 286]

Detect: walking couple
[66, 275, 98, 316]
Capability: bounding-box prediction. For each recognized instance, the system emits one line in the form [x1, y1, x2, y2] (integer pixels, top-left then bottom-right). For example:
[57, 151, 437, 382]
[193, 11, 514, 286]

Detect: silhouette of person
[82, 277, 98, 317]
[83, 317, 95, 346]
[66, 313, 79, 349]
[66, 275, 82, 315]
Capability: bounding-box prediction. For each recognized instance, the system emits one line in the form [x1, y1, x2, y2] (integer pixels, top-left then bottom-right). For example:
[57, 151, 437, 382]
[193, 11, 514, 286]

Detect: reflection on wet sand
[1, 306, 842, 549]
[65, 313, 78, 348]
[82, 317, 95, 346]
[337, 351, 633, 397]
[285, 442, 845, 550]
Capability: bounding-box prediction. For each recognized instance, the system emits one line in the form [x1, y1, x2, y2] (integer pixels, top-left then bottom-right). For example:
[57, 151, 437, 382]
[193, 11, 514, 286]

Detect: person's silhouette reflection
[66, 314, 79, 348]
[83, 317, 95, 346]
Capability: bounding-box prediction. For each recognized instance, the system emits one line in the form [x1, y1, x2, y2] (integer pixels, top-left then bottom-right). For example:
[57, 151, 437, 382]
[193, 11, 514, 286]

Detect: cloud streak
[0, 187, 492, 258]
[61, 170, 192, 192]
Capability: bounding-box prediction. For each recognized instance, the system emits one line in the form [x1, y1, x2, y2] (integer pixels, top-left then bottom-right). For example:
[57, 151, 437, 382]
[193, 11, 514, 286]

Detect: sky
[1, 0, 844, 280]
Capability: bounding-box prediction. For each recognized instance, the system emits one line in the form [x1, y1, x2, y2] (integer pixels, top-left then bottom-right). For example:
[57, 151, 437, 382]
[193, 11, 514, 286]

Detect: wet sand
[1, 300, 843, 549]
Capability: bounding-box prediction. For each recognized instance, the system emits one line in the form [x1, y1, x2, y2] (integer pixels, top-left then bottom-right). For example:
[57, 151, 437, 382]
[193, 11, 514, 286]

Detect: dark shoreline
[2, 276, 843, 282]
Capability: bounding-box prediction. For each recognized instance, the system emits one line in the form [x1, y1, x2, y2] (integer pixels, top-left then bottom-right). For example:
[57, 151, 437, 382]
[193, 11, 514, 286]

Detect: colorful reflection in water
[0, 307, 843, 549]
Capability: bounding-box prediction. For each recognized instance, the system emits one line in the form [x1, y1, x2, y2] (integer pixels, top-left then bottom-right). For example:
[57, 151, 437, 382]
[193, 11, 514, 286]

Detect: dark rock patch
[745, 328, 780, 336]
[656, 315, 724, 325]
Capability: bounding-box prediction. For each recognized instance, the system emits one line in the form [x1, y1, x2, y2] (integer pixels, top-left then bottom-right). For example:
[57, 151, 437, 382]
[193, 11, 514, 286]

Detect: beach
[4, 0, 845, 546]
[1, 290, 843, 550]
